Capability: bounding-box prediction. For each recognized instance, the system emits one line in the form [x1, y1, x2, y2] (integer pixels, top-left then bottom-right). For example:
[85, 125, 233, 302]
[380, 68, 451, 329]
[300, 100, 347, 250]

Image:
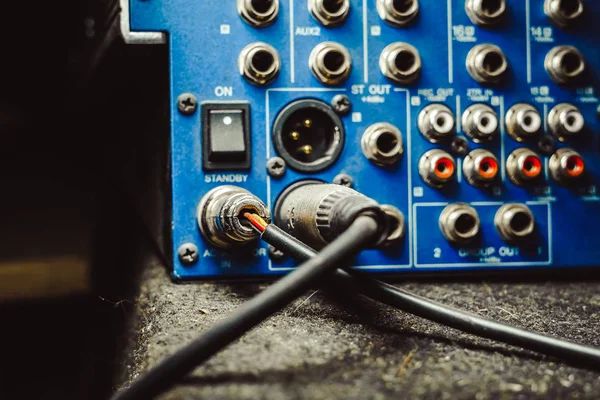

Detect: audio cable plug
[197, 186, 271, 249]
[273, 181, 391, 249]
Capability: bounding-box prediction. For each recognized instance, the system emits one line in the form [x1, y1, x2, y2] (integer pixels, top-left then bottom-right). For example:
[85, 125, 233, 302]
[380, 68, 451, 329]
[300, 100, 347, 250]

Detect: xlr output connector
[197, 186, 271, 249]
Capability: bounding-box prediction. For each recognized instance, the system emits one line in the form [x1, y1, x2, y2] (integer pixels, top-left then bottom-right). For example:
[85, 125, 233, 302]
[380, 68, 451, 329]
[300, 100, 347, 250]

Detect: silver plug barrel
[197, 186, 271, 249]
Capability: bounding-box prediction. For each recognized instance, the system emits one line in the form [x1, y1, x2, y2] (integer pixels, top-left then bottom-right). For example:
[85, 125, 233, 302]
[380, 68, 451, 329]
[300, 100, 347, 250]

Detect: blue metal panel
[129, 0, 600, 279]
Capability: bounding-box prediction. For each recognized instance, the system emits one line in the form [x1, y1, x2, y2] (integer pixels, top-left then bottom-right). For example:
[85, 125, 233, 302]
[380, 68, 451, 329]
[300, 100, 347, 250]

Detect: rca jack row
[415, 148, 585, 188]
[439, 203, 536, 245]
[415, 103, 585, 144]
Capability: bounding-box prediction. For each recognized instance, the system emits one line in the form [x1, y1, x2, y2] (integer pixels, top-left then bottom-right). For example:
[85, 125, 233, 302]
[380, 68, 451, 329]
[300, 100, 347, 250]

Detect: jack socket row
[466, 44, 586, 86]
[238, 41, 421, 86]
[238, 0, 420, 28]
[239, 1, 585, 30]
[439, 203, 536, 245]
[238, 41, 586, 87]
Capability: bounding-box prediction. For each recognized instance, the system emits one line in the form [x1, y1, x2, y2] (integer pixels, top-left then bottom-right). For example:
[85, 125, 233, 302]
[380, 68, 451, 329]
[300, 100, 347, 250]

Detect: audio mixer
[124, 0, 600, 279]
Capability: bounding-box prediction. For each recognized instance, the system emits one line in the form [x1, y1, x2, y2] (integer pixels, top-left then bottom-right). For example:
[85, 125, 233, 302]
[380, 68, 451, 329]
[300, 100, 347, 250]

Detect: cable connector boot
[274, 181, 389, 249]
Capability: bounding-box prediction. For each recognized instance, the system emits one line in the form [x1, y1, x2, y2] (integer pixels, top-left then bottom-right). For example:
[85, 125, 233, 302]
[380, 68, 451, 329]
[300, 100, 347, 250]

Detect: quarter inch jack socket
[197, 186, 271, 249]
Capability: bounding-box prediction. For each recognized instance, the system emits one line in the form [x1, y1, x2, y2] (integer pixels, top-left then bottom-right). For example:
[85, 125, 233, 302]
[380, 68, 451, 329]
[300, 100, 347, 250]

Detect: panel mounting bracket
[119, 0, 166, 44]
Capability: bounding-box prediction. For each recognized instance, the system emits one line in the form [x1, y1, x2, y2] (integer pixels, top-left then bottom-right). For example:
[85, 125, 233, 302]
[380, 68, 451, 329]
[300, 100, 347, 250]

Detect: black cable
[261, 224, 600, 370]
[111, 215, 379, 400]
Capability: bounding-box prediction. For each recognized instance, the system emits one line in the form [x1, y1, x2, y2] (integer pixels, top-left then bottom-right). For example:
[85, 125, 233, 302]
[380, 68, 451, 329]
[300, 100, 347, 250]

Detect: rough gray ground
[119, 260, 600, 400]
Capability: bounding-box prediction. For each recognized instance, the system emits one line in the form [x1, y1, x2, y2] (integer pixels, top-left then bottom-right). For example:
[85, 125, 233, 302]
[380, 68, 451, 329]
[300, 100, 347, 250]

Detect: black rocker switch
[202, 102, 251, 170]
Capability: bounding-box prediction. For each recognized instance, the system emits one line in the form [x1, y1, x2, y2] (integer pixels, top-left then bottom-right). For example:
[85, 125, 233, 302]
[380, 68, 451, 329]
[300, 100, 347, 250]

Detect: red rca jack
[507, 148, 543, 186]
[549, 148, 586, 185]
[463, 149, 499, 188]
[419, 149, 456, 188]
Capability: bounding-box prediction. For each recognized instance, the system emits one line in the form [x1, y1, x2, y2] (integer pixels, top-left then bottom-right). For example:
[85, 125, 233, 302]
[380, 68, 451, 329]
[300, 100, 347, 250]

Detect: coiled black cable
[261, 223, 600, 370]
[111, 215, 379, 400]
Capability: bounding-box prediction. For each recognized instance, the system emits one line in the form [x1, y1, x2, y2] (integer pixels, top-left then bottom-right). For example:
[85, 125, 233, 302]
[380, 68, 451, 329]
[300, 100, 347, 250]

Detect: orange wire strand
[243, 212, 267, 232]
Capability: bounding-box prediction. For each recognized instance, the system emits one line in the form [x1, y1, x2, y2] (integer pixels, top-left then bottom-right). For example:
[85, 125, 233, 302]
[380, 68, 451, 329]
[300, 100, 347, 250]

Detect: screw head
[266, 157, 286, 178]
[177, 243, 199, 266]
[333, 173, 353, 188]
[450, 136, 470, 157]
[268, 245, 287, 262]
[538, 135, 557, 156]
[177, 93, 197, 115]
[331, 94, 352, 115]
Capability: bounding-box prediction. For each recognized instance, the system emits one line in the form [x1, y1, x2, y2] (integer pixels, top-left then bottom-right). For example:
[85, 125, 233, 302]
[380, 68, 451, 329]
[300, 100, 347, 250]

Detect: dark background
[1, 1, 169, 398]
